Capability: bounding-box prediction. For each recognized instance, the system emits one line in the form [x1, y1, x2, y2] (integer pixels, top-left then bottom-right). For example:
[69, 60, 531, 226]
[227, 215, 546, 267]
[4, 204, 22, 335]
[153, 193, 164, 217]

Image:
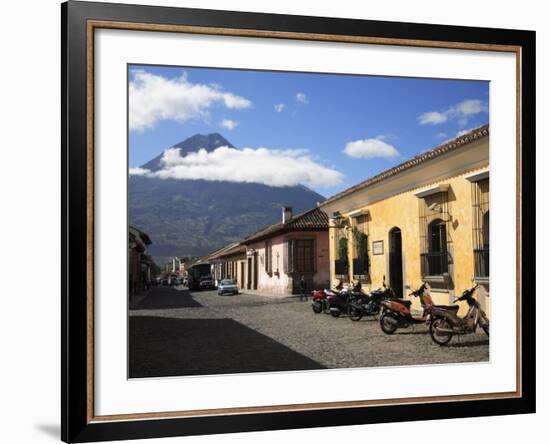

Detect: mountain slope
[129, 134, 324, 264]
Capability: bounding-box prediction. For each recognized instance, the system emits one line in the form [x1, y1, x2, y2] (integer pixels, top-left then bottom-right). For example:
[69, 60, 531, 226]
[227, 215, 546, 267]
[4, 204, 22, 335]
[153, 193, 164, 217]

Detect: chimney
[282, 206, 293, 224]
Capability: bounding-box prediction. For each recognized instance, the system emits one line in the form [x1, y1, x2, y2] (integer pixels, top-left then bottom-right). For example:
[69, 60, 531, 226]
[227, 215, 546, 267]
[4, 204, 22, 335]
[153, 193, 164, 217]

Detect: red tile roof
[242, 207, 328, 244]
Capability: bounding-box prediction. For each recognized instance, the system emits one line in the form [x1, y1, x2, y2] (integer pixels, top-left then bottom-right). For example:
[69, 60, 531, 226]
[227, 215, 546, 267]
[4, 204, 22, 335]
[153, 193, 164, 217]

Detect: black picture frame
[62, 1, 536, 442]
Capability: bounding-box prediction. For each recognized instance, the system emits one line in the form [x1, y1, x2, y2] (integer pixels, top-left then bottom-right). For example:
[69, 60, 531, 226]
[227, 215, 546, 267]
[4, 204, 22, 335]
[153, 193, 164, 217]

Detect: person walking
[299, 276, 308, 302]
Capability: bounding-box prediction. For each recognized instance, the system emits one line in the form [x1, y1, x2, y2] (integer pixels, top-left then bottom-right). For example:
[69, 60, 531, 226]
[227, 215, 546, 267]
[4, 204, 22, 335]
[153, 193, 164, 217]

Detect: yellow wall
[328, 167, 489, 316]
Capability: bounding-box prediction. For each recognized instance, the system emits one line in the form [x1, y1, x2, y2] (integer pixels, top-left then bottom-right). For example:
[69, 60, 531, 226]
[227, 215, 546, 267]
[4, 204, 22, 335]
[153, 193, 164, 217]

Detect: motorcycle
[311, 280, 345, 315]
[428, 284, 489, 345]
[379, 283, 433, 334]
[327, 281, 362, 317]
[348, 280, 395, 321]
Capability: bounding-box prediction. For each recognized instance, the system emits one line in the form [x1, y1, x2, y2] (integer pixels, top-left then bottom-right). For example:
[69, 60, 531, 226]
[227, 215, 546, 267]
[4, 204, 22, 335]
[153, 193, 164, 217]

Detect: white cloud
[343, 138, 400, 159]
[418, 111, 448, 125]
[274, 103, 285, 113]
[435, 132, 448, 139]
[418, 99, 487, 126]
[296, 92, 308, 104]
[452, 99, 487, 116]
[128, 166, 150, 176]
[129, 70, 251, 132]
[130, 146, 343, 188]
[220, 119, 239, 130]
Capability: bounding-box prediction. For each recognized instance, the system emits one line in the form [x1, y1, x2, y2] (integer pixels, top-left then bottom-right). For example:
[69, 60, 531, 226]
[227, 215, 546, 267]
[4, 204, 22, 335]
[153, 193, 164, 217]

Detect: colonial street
[129, 286, 489, 378]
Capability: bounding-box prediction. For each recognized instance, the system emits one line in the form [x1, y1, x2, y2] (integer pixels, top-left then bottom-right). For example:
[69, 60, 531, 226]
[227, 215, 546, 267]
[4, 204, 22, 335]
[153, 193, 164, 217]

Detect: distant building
[128, 226, 153, 296]
[239, 206, 330, 296]
[208, 243, 247, 288]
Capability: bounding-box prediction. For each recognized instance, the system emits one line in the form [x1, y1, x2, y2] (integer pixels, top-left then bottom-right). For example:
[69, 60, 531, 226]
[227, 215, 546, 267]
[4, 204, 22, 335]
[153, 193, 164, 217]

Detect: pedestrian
[299, 276, 307, 302]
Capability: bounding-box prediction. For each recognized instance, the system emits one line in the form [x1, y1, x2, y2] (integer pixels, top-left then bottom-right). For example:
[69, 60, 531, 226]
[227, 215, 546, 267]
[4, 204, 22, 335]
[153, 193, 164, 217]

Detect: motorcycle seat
[389, 298, 412, 307]
[434, 305, 460, 312]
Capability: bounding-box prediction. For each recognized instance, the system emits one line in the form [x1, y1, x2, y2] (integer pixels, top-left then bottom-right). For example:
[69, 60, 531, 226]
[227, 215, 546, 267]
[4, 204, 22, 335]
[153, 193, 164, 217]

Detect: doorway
[247, 258, 252, 290]
[253, 252, 258, 290]
[240, 262, 245, 289]
[389, 227, 403, 298]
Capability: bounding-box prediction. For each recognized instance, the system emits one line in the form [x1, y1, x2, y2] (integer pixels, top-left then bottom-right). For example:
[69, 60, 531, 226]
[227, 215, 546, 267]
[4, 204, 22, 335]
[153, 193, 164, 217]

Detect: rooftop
[320, 124, 489, 208]
[242, 207, 328, 245]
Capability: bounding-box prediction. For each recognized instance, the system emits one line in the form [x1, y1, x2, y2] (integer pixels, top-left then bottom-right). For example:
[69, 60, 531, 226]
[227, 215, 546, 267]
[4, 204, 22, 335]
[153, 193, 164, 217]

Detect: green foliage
[354, 229, 368, 258]
[338, 237, 349, 262]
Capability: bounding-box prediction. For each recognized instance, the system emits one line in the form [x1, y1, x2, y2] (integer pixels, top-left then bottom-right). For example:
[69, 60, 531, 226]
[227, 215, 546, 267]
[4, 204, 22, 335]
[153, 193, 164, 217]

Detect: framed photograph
[62, 1, 535, 442]
[372, 240, 384, 255]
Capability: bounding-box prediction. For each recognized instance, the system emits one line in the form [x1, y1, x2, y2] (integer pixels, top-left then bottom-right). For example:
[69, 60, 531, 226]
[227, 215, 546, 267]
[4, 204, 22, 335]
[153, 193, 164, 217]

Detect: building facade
[128, 225, 153, 296]
[319, 125, 490, 314]
[240, 207, 330, 296]
[208, 243, 247, 288]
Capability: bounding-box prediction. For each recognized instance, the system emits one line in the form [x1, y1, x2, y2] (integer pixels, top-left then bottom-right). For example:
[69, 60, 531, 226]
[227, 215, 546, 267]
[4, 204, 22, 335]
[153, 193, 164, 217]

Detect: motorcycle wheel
[429, 318, 453, 345]
[311, 301, 323, 314]
[330, 310, 341, 318]
[379, 314, 398, 334]
[348, 306, 363, 321]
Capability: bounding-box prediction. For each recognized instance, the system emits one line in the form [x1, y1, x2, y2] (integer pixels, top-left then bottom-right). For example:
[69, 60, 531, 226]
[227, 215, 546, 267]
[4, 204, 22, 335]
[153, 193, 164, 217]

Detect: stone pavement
[129, 286, 489, 378]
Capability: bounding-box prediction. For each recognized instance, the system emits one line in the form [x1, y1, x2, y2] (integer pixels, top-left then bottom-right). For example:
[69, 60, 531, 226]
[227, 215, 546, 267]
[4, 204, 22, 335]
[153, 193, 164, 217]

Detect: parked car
[198, 275, 215, 290]
[218, 279, 239, 296]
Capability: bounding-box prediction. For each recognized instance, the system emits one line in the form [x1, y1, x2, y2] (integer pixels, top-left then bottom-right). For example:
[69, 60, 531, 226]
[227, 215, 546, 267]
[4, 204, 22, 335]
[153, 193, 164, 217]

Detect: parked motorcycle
[428, 284, 489, 345]
[327, 281, 362, 317]
[348, 281, 395, 321]
[379, 283, 433, 334]
[311, 280, 345, 314]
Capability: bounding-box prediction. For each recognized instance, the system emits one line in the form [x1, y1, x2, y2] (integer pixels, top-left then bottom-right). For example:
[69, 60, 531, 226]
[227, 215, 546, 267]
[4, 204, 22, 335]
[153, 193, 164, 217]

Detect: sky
[128, 64, 489, 198]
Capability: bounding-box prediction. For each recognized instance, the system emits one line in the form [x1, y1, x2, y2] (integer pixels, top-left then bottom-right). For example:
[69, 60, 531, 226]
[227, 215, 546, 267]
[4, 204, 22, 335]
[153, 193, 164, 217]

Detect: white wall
[0, 1, 547, 443]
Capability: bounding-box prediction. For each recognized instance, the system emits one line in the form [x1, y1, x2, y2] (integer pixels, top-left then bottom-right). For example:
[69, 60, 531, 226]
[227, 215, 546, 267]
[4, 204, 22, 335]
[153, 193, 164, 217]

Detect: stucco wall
[327, 166, 489, 316]
[248, 231, 330, 296]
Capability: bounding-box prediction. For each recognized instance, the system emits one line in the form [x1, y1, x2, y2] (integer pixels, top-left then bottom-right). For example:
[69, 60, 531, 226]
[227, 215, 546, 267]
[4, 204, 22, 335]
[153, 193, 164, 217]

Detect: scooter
[428, 284, 489, 345]
[379, 283, 433, 334]
[348, 280, 395, 321]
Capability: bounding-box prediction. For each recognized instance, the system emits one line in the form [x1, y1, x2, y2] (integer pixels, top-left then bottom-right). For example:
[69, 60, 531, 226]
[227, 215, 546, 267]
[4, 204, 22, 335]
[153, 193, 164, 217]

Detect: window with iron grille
[293, 239, 315, 273]
[472, 178, 489, 278]
[352, 214, 369, 276]
[419, 191, 452, 278]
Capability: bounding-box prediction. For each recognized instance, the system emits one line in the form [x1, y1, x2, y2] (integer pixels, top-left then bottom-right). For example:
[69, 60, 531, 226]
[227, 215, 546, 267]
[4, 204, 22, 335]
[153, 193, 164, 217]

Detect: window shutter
[283, 239, 289, 273]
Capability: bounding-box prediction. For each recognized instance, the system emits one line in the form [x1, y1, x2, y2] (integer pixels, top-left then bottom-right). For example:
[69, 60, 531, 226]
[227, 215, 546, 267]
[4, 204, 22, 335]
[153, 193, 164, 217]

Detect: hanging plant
[354, 229, 368, 258]
[338, 237, 349, 262]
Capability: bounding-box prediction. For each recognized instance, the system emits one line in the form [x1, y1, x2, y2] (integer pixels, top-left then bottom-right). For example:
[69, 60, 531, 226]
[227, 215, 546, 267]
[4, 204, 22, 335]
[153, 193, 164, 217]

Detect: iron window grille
[419, 191, 453, 279]
[472, 178, 489, 278]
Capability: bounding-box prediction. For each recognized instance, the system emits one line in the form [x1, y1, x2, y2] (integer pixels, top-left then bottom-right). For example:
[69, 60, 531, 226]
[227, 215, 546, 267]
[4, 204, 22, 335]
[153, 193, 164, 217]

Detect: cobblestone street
[129, 286, 489, 378]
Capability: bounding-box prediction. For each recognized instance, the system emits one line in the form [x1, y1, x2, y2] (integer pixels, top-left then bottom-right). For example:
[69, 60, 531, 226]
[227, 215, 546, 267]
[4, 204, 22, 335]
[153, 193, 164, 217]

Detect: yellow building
[319, 125, 490, 314]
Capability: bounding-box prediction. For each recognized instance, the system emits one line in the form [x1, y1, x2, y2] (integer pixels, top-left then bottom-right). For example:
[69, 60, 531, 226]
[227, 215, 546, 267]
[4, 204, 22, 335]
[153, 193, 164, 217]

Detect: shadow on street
[129, 316, 325, 378]
[132, 286, 203, 310]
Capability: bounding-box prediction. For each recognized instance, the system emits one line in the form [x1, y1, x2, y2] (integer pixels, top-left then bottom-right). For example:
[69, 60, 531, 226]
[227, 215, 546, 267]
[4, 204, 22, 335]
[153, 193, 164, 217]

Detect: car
[198, 275, 215, 290]
[218, 279, 239, 296]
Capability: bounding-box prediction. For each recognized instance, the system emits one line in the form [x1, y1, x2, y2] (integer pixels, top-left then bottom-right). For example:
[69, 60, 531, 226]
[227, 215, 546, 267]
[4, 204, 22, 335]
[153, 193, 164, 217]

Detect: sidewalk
[238, 288, 304, 301]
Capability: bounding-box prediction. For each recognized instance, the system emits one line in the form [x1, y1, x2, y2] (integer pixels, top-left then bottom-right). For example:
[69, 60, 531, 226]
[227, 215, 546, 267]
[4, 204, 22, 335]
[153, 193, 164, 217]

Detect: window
[352, 230, 369, 276]
[424, 218, 448, 275]
[284, 238, 316, 274]
[418, 191, 452, 278]
[472, 178, 489, 278]
[293, 239, 315, 273]
[265, 240, 273, 275]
